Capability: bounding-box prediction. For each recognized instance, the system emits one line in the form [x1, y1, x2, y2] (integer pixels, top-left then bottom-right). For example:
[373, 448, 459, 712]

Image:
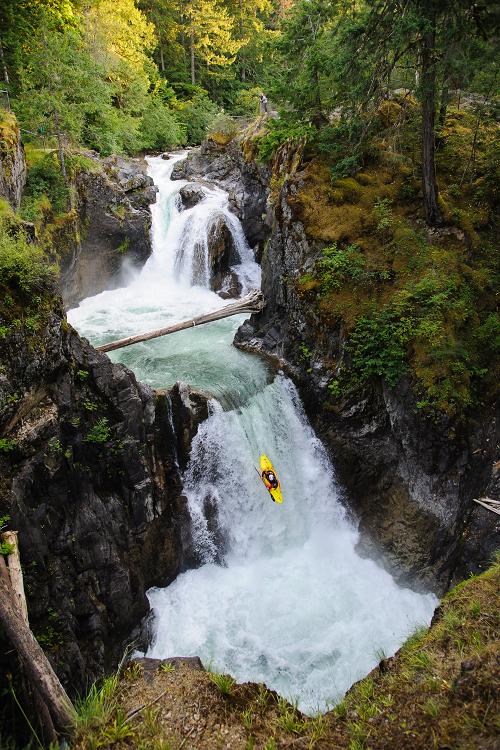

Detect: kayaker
[263, 470, 279, 490]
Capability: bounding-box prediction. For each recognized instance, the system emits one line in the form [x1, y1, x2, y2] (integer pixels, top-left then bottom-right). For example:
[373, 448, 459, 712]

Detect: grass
[209, 671, 235, 695]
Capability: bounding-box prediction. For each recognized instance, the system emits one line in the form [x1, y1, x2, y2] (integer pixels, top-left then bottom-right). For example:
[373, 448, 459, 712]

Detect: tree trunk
[0, 574, 76, 731]
[190, 27, 195, 85]
[3, 532, 28, 623]
[159, 44, 165, 73]
[0, 39, 9, 85]
[420, 21, 443, 226]
[2, 534, 58, 744]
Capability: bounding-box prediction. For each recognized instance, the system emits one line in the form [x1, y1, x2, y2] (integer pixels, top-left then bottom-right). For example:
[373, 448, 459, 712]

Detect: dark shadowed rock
[234, 140, 499, 593]
[59, 155, 157, 309]
[0, 295, 208, 699]
[206, 214, 241, 295]
[179, 183, 206, 209]
[172, 140, 270, 255]
[168, 381, 210, 471]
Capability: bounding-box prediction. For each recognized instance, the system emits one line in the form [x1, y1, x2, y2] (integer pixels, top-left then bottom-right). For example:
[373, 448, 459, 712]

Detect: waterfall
[68, 153, 437, 713]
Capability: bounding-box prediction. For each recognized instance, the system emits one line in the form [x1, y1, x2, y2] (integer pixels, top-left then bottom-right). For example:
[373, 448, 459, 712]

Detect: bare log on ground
[2, 531, 58, 743]
[97, 289, 265, 354]
[0, 571, 76, 730]
[3, 531, 28, 623]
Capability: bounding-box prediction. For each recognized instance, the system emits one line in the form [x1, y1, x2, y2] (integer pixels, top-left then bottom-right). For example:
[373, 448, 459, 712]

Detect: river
[68, 153, 437, 713]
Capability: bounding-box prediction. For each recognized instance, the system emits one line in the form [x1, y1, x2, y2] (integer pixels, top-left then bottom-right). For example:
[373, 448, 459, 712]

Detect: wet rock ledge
[61, 154, 157, 309]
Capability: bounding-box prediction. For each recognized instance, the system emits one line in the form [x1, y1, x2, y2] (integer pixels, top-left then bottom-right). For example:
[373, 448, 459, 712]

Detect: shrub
[348, 311, 413, 387]
[84, 417, 110, 443]
[21, 152, 69, 218]
[0, 219, 55, 296]
[176, 93, 219, 145]
[233, 86, 261, 116]
[317, 243, 373, 292]
[257, 118, 316, 162]
[139, 100, 185, 151]
[207, 113, 238, 145]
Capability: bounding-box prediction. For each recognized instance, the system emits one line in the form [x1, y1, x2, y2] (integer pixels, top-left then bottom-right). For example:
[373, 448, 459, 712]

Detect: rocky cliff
[177, 138, 499, 593]
[0, 109, 26, 210]
[0, 282, 211, 730]
[60, 155, 157, 309]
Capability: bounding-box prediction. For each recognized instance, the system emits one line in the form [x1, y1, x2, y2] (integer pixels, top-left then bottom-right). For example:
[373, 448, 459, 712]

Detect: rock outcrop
[179, 183, 206, 209]
[60, 155, 157, 309]
[172, 140, 270, 256]
[0, 109, 26, 210]
[229, 140, 499, 593]
[0, 288, 208, 699]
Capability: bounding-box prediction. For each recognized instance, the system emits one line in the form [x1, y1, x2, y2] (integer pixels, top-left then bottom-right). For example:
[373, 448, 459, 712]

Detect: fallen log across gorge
[96, 289, 265, 354]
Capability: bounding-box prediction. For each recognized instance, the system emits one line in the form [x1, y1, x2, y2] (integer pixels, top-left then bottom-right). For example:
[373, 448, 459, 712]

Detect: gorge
[67, 152, 437, 713]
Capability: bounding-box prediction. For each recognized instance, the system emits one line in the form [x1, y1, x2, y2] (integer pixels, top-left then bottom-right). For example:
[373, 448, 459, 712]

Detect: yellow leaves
[84, 0, 155, 70]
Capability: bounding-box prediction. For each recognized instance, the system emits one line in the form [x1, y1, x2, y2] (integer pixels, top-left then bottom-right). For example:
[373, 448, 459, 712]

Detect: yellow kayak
[259, 454, 283, 504]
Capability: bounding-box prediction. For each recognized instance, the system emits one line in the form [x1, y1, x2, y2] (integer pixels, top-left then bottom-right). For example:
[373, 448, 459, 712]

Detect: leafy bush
[139, 100, 185, 151]
[207, 113, 238, 145]
[21, 152, 69, 218]
[84, 417, 110, 443]
[257, 118, 316, 162]
[317, 243, 374, 292]
[176, 93, 219, 145]
[0, 219, 55, 295]
[348, 311, 413, 387]
[232, 86, 261, 116]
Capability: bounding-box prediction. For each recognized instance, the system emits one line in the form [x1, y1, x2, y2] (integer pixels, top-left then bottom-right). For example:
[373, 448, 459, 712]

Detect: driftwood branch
[473, 497, 500, 516]
[97, 289, 265, 354]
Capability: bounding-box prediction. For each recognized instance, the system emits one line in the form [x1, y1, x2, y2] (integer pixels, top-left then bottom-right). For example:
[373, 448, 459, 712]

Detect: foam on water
[69, 154, 437, 713]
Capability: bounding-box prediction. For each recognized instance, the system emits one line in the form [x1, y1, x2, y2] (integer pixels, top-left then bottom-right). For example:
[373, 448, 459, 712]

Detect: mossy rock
[378, 99, 403, 127]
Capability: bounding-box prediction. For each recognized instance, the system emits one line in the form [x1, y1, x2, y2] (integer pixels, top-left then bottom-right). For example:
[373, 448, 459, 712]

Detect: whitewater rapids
[68, 153, 437, 713]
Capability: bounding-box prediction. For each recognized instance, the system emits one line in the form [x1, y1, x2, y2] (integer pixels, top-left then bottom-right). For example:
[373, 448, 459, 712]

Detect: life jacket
[263, 470, 279, 490]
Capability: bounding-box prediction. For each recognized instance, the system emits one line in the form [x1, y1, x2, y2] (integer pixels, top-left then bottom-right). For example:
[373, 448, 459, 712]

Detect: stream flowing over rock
[174, 141, 499, 593]
[60, 155, 157, 309]
[0, 294, 208, 693]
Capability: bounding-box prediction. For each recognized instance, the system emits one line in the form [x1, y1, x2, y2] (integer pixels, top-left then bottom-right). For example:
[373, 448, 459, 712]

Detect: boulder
[59, 157, 157, 309]
[206, 214, 242, 296]
[179, 183, 206, 209]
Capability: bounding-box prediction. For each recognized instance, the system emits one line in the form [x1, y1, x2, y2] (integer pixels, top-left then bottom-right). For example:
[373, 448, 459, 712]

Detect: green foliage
[176, 93, 219, 145]
[139, 100, 185, 151]
[209, 671, 235, 695]
[317, 243, 377, 293]
[258, 119, 316, 163]
[0, 220, 55, 297]
[348, 312, 413, 388]
[84, 418, 110, 444]
[0, 438, 16, 453]
[233, 87, 261, 116]
[75, 674, 119, 732]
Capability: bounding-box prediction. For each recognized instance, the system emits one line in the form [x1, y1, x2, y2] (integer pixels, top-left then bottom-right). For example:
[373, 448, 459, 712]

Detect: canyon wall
[178, 138, 499, 593]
